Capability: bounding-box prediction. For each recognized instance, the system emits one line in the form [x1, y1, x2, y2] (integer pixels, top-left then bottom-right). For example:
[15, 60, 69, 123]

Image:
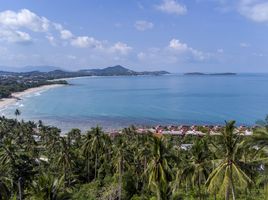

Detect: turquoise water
[2, 74, 268, 131]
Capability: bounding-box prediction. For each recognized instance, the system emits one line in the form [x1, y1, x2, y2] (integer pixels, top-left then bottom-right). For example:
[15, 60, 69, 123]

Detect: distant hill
[79, 65, 135, 76]
[20, 66, 62, 72]
[184, 72, 205, 75]
[0, 65, 169, 76]
[209, 73, 237, 76]
[184, 72, 237, 76]
[0, 66, 62, 73]
[79, 65, 170, 76]
[0, 65, 169, 78]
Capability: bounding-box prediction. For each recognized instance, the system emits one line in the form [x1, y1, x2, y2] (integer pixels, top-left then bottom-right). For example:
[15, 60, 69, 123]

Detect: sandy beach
[0, 84, 65, 109]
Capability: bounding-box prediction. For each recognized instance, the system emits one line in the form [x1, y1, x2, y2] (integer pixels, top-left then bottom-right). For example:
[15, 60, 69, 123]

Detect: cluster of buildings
[134, 125, 253, 136]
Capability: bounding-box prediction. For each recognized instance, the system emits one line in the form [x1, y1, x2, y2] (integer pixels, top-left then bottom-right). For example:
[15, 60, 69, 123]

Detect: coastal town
[109, 124, 253, 137]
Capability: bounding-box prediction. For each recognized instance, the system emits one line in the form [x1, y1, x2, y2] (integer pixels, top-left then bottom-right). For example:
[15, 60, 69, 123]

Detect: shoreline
[49, 76, 89, 81]
[0, 84, 65, 110]
[52, 73, 175, 81]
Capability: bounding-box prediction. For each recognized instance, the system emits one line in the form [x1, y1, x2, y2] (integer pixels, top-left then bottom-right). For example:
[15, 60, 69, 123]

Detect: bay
[2, 74, 268, 131]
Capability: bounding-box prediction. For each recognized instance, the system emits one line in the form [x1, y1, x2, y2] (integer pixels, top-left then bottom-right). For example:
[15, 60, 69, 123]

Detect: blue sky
[0, 0, 268, 72]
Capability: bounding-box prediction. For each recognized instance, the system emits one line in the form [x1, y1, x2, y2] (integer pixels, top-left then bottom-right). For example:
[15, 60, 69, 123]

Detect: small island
[184, 72, 237, 76]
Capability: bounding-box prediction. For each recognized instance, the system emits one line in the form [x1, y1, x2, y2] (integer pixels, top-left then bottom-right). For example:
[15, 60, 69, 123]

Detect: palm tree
[0, 138, 32, 200]
[146, 136, 172, 200]
[89, 126, 106, 180]
[0, 139, 17, 167]
[29, 173, 69, 200]
[14, 109, 21, 120]
[206, 121, 252, 200]
[41, 127, 61, 155]
[129, 133, 153, 193]
[81, 126, 107, 181]
[81, 130, 92, 182]
[57, 137, 74, 187]
[137, 133, 154, 174]
[247, 121, 268, 197]
[180, 138, 211, 200]
[251, 127, 268, 147]
[112, 135, 131, 200]
[67, 128, 81, 147]
[0, 176, 11, 200]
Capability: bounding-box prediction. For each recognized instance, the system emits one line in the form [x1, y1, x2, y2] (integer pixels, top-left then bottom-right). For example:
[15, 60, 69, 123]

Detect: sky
[0, 0, 268, 72]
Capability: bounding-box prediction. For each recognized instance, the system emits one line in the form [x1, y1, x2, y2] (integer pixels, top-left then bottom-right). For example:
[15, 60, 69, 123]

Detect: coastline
[51, 76, 90, 81]
[0, 84, 65, 109]
[51, 73, 174, 82]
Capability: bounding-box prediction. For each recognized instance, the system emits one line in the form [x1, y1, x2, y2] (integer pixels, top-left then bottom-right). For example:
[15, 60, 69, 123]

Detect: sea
[1, 74, 268, 132]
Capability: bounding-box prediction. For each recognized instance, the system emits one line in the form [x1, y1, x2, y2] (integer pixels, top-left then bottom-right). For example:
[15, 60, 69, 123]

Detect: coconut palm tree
[88, 126, 106, 180]
[112, 135, 131, 200]
[81, 130, 92, 182]
[180, 138, 212, 200]
[0, 175, 11, 200]
[67, 128, 81, 147]
[57, 137, 74, 187]
[0, 139, 17, 167]
[247, 120, 268, 198]
[206, 121, 253, 200]
[29, 173, 70, 200]
[0, 138, 34, 200]
[251, 127, 268, 147]
[146, 136, 172, 200]
[137, 133, 154, 173]
[14, 109, 21, 120]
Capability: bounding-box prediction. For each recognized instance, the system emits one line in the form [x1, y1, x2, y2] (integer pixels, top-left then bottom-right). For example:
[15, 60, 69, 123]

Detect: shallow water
[2, 74, 268, 131]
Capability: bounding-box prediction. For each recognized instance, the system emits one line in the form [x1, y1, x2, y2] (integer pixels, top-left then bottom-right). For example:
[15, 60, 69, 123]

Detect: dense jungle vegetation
[0, 116, 268, 200]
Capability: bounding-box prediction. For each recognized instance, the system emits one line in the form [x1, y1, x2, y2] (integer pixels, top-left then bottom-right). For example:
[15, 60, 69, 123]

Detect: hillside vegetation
[0, 116, 268, 199]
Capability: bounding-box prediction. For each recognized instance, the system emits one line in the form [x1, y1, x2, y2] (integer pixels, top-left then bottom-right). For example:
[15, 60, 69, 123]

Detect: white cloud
[71, 36, 102, 48]
[46, 35, 56, 46]
[109, 42, 132, 55]
[15, 31, 32, 42]
[60, 29, 73, 40]
[71, 38, 132, 56]
[134, 20, 154, 31]
[0, 29, 32, 43]
[137, 52, 146, 60]
[0, 9, 133, 68]
[137, 39, 211, 66]
[168, 39, 209, 60]
[0, 9, 50, 44]
[155, 0, 187, 15]
[0, 9, 132, 58]
[201, 0, 268, 23]
[169, 39, 189, 52]
[0, 9, 50, 32]
[238, 0, 268, 22]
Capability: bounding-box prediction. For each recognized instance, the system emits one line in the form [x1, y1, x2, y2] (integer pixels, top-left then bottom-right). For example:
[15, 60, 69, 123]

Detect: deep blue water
[1, 74, 268, 131]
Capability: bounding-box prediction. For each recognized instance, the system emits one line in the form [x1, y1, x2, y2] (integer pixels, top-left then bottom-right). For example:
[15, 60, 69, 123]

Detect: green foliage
[72, 181, 100, 200]
[0, 117, 268, 199]
[0, 77, 67, 99]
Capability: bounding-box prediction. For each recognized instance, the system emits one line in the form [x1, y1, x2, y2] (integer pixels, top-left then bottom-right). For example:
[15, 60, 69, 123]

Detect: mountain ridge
[0, 65, 169, 76]
[0, 65, 61, 72]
